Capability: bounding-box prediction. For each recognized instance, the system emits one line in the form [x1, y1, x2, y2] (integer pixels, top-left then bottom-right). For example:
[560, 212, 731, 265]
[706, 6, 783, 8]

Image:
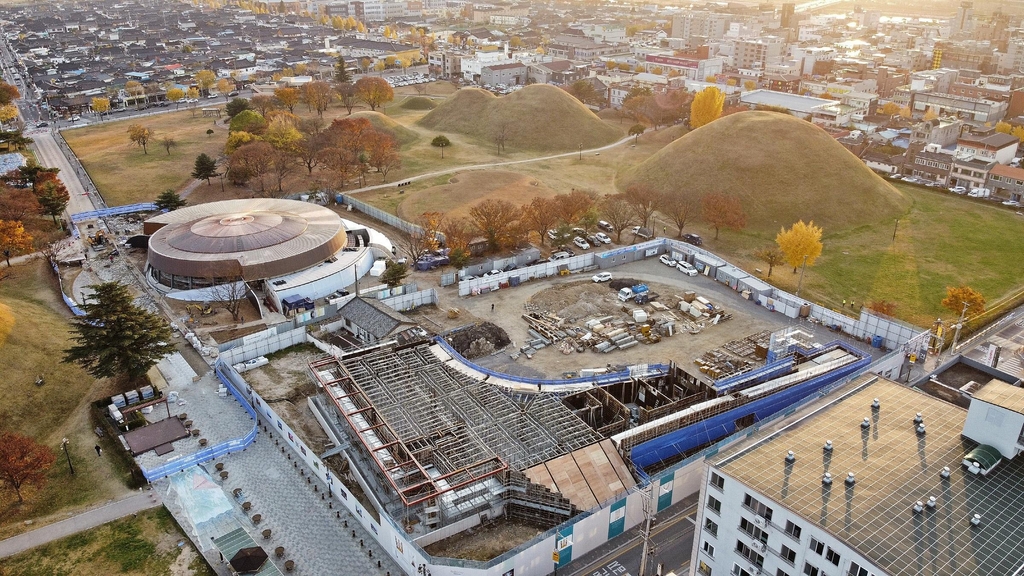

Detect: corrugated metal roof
[146, 199, 346, 280]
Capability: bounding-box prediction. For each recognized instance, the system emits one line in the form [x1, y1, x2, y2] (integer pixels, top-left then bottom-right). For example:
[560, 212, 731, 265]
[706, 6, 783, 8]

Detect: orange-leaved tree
[941, 286, 985, 318]
[700, 193, 746, 239]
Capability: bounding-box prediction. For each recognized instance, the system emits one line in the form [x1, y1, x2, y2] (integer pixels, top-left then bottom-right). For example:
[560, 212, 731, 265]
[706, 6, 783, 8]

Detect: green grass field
[0, 507, 214, 576]
[687, 183, 1024, 326]
[0, 261, 135, 539]
[63, 110, 229, 207]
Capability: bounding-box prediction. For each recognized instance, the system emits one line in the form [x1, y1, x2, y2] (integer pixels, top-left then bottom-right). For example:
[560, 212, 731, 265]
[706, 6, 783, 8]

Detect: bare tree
[623, 183, 659, 229]
[209, 279, 248, 322]
[492, 122, 512, 154]
[659, 191, 698, 237]
[599, 194, 635, 243]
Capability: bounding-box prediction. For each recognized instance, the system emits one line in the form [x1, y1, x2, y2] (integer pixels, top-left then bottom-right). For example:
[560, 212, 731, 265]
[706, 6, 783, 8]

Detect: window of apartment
[698, 561, 713, 576]
[705, 518, 719, 537]
[731, 564, 752, 576]
[810, 538, 825, 555]
[707, 495, 722, 514]
[847, 562, 875, 576]
[781, 544, 797, 565]
[710, 471, 725, 490]
[743, 493, 774, 521]
[739, 517, 769, 544]
[826, 547, 841, 566]
[803, 563, 820, 576]
[702, 540, 716, 558]
[785, 520, 802, 539]
[736, 541, 765, 568]
[778, 570, 792, 576]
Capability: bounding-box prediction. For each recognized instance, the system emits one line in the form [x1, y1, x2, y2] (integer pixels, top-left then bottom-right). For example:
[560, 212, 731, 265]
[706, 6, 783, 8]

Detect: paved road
[29, 130, 97, 216]
[0, 491, 162, 558]
[565, 498, 698, 576]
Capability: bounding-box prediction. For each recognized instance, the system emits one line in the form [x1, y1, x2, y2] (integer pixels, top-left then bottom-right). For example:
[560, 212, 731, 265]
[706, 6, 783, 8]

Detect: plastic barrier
[70, 202, 158, 223]
[139, 362, 258, 481]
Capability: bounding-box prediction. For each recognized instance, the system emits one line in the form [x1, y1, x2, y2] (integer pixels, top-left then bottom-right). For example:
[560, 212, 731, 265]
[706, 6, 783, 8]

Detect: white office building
[691, 374, 1024, 576]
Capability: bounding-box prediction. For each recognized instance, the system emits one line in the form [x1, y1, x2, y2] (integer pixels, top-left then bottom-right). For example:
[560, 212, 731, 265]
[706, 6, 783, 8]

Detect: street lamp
[61, 437, 75, 475]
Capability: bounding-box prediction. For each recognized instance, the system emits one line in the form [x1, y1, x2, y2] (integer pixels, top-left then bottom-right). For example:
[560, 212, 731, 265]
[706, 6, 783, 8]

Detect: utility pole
[61, 437, 75, 475]
[795, 254, 809, 297]
[637, 482, 656, 576]
[948, 301, 970, 360]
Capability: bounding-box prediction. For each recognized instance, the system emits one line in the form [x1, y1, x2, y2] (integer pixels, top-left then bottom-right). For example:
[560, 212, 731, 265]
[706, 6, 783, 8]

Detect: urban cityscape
[0, 0, 1022, 575]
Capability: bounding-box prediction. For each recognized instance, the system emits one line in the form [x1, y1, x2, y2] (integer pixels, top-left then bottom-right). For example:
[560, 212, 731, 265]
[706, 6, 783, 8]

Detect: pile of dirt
[608, 278, 642, 291]
[447, 322, 511, 358]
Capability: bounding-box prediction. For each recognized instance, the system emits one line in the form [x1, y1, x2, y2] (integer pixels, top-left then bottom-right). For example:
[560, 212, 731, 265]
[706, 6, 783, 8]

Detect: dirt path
[346, 134, 635, 197]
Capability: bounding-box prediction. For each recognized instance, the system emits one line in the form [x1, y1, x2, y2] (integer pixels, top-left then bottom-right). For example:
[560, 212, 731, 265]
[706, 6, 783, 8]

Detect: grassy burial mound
[349, 111, 421, 147]
[622, 111, 909, 233]
[400, 96, 438, 110]
[418, 85, 624, 152]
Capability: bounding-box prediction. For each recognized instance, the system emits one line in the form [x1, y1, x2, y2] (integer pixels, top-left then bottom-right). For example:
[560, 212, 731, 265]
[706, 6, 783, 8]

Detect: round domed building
[143, 199, 393, 311]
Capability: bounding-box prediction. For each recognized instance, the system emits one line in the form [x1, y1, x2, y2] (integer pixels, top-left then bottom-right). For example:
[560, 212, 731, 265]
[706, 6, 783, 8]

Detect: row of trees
[0, 162, 71, 267]
[401, 186, 748, 265]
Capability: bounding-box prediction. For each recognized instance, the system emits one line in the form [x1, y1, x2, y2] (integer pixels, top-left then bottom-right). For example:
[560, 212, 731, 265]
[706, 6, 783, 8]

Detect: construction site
[296, 317, 873, 560]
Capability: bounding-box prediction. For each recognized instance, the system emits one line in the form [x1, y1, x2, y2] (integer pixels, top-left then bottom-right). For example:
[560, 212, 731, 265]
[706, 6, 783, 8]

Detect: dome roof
[145, 199, 347, 280]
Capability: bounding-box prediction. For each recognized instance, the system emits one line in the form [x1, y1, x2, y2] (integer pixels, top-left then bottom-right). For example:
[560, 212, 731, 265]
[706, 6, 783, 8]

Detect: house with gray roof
[336, 297, 418, 344]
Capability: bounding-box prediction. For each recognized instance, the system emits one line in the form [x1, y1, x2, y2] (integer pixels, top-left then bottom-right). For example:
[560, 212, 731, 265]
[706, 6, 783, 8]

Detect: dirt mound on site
[446, 322, 511, 358]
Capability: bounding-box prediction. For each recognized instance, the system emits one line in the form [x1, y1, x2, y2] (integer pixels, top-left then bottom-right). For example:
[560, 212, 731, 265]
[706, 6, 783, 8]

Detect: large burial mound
[418, 85, 623, 152]
[400, 96, 438, 110]
[622, 111, 909, 233]
[349, 111, 420, 146]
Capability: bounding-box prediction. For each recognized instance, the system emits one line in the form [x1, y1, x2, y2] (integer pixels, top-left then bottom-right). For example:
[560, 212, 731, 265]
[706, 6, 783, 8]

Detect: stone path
[0, 491, 162, 558]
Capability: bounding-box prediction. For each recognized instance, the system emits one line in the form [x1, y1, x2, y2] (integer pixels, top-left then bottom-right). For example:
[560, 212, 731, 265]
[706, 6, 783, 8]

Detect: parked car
[592, 272, 613, 283]
[682, 233, 703, 246]
[949, 186, 967, 194]
[483, 269, 502, 277]
[598, 220, 613, 232]
[594, 232, 611, 244]
[676, 261, 698, 276]
[659, 254, 677, 266]
[35, 121, 48, 127]
[228, 90, 240, 97]
[1002, 200, 1021, 207]
[551, 251, 571, 261]
[573, 236, 591, 250]
[546, 229, 557, 240]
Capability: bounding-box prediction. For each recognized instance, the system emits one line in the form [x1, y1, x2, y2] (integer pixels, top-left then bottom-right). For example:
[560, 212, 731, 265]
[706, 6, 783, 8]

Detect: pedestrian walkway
[0, 491, 162, 558]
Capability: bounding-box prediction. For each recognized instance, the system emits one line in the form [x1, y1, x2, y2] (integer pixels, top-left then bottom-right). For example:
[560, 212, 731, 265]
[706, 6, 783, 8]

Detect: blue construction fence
[138, 362, 258, 481]
[70, 202, 158, 223]
[433, 335, 670, 387]
[629, 341, 872, 470]
[51, 260, 86, 316]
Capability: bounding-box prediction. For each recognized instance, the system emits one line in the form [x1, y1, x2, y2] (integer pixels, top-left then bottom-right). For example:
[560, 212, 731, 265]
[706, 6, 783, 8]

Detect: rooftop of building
[739, 89, 832, 114]
[972, 379, 1024, 414]
[714, 375, 1024, 576]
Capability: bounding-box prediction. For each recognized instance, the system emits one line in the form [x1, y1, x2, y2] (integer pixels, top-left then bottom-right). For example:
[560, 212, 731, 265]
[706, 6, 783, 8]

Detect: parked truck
[618, 283, 650, 302]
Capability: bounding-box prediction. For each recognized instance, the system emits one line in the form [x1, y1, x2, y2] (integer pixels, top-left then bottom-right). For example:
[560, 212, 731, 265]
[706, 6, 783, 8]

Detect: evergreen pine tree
[191, 153, 220, 185]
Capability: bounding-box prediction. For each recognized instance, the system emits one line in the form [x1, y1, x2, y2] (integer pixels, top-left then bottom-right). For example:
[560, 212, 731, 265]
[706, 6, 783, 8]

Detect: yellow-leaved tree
[879, 102, 901, 116]
[995, 121, 1012, 134]
[194, 70, 216, 95]
[776, 220, 824, 273]
[90, 97, 110, 115]
[690, 86, 725, 129]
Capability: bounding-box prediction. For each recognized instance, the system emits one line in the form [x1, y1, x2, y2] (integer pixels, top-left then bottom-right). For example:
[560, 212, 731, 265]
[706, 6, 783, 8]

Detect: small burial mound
[400, 96, 438, 110]
[349, 111, 420, 147]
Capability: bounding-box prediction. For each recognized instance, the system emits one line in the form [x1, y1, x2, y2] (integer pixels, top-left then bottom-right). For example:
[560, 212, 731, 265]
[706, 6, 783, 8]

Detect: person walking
[94, 444, 102, 457]
[491, 303, 494, 312]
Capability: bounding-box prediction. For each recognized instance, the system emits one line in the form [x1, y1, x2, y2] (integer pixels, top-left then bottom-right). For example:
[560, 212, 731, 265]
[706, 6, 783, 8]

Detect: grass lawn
[63, 109, 228, 207]
[680, 184, 1024, 327]
[0, 506, 214, 576]
[0, 260, 135, 539]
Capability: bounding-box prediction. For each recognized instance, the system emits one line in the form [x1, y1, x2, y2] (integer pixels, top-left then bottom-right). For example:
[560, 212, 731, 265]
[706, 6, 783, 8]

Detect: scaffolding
[308, 343, 602, 515]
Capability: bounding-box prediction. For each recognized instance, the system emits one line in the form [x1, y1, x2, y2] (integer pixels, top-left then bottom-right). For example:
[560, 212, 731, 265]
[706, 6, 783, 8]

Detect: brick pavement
[189, 432, 403, 576]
